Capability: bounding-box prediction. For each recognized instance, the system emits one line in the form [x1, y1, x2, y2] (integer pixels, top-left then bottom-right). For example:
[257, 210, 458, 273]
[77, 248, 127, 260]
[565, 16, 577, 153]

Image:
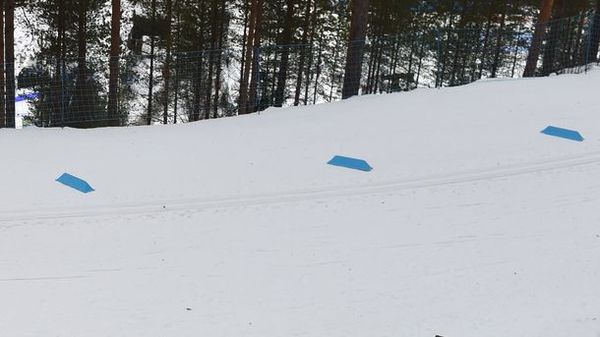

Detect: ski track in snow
[3, 149, 600, 223]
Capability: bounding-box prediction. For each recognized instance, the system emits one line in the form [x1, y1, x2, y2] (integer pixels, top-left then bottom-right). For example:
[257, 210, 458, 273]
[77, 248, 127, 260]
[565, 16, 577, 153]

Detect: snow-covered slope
[1, 70, 600, 337]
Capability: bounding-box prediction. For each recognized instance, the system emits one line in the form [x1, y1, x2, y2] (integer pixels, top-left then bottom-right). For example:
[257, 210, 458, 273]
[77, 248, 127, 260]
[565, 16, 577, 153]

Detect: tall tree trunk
[373, 43, 383, 93]
[239, 1, 250, 88]
[52, 0, 66, 127]
[248, 0, 263, 112]
[75, 0, 89, 126]
[147, 41, 155, 125]
[303, 0, 318, 105]
[415, 39, 425, 87]
[293, 0, 311, 106]
[523, 0, 555, 77]
[0, 0, 4, 128]
[491, 1, 508, 78]
[213, 0, 227, 117]
[5, 0, 15, 128]
[172, 2, 181, 124]
[267, 49, 278, 105]
[365, 17, 382, 94]
[564, 15, 576, 68]
[574, 12, 586, 65]
[437, 16, 455, 88]
[77, 0, 88, 91]
[342, 0, 370, 99]
[108, 0, 121, 127]
[542, 0, 565, 76]
[478, 10, 493, 79]
[238, 0, 258, 115]
[146, 0, 157, 125]
[192, 2, 206, 121]
[204, 0, 220, 120]
[191, 52, 204, 122]
[329, 39, 341, 100]
[366, 34, 379, 93]
[274, 0, 295, 107]
[510, 25, 523, 77]
[313, 41, 322, 104]
[162, 0, 173, 124]
[588, 1, 600, 62]
[404, 35, 414, 91]
[450, 9, 468, 86]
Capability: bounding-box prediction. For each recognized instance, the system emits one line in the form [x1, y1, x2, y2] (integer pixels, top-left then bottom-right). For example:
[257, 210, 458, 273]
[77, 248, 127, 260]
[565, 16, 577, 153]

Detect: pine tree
[274, 0, 296, 107]
[524, 0, 555, 77]
[239, 0, 260, 114]
[4, 0, 14, 128]
[108, 0, 121, 127]
[162, 0, 173, 124]
[342, 0, 370, 99]
[0, 0, 4, 128]
[20, 0, 108, 127]
[293, 0, 313, 106]
[588, 1, 600, 62]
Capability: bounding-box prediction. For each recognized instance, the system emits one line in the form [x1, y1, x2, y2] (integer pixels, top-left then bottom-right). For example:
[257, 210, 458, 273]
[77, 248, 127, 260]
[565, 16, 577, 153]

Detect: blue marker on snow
[541, 126, 584, 142]
[328, 155, 373, 172]
[56, 173, 95, 193]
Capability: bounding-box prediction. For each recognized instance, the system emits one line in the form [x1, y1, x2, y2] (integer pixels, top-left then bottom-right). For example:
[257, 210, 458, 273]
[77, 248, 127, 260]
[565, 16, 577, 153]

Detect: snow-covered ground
[1, 70, 600, 337]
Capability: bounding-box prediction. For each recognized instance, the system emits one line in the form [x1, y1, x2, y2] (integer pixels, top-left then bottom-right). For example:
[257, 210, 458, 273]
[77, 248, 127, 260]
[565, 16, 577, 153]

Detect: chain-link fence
[1, 11, 599, 129]
[254, 12, 600, 106]
[13, 56, 112, 128]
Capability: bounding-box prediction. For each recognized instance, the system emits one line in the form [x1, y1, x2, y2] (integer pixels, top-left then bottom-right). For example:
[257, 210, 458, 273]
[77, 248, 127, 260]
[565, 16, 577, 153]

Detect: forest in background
[0, 0, 598, 128]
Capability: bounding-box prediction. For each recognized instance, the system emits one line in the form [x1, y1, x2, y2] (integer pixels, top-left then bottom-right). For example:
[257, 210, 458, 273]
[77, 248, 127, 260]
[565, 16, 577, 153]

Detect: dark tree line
[0, 0, 599, 128]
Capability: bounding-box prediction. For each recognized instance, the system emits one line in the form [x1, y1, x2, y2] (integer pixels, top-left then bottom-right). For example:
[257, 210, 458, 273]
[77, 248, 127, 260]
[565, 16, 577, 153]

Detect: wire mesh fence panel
[167, 50, 239, 123]
[258, 43, 347, 108]
[15, 57, 111, 128]
[1, 11, 599, 129]
[524, 12, 600, 77]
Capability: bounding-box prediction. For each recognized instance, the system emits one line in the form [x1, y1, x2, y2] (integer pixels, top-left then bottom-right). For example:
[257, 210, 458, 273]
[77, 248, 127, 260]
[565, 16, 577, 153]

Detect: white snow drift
[1, 70, 600, 337]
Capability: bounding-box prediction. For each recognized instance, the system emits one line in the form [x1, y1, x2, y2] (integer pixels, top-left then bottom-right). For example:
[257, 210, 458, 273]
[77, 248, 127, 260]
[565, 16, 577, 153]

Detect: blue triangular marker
[541, 126, 584, 142]
[328, 155, 373, 172]
[56, 173, 95, 193]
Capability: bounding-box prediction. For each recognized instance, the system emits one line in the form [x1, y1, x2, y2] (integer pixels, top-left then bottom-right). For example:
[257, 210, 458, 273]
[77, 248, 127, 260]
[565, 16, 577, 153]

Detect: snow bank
[2, 70, 600, 216]
[1, 70, 599, 337]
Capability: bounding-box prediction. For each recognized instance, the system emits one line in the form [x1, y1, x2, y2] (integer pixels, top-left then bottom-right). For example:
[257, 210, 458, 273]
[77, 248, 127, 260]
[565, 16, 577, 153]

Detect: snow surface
[1, 70, 600, 337]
